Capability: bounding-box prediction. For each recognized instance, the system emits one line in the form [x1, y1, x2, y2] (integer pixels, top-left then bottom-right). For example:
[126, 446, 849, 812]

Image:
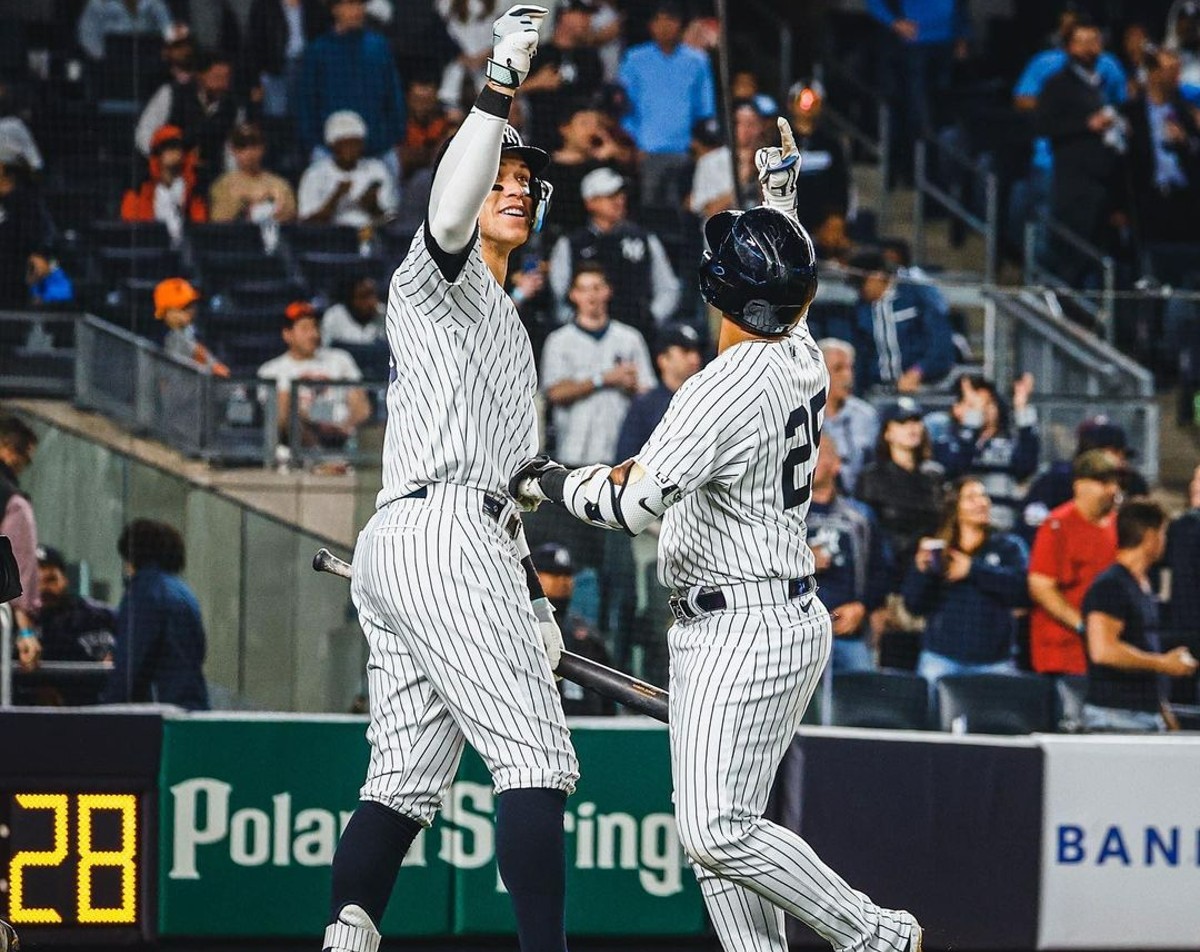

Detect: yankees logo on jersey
[379, 227, 540, 505]
[637, 324, 828, 589]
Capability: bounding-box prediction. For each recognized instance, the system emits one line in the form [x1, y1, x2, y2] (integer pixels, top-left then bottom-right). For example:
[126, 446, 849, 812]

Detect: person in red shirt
[1027, 449, 1122, 674]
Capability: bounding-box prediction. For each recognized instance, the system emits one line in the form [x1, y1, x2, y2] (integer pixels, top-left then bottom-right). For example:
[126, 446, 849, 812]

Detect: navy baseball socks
[495, 787, 569, 952]
[324, 800, 422, 952]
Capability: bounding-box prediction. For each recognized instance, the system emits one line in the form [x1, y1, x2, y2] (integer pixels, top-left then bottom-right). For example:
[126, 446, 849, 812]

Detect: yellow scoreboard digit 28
[2, 790, 147, 937]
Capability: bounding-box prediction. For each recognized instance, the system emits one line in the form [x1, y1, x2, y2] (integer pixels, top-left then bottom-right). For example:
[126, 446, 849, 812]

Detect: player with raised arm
[511, 120, 923, 952]
[322, 8, 579, 952]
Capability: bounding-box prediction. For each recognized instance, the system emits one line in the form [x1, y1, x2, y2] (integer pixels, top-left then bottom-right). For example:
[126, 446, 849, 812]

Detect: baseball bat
[312, 548, 670, 722]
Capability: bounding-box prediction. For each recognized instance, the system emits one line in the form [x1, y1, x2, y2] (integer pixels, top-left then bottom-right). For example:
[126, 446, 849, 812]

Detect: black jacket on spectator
[526, 43, 605, 149]
[567, 222, 656, 337]
[856, 458, 945, 580]
[1121, 91, 1200, 244]
[245, 0, 330, 82]
[0, 178, 47, 308]
[544, 158, 604, 237]
[40, 595, 117, 663]
[1035, 63, 1121, 260]
[167, 80, 241, 190]
[795, 126, 849, 228]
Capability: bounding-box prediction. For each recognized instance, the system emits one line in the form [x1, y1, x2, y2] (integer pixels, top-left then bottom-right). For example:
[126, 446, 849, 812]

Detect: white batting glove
[486, 4, 549, 90]
[532, 597, 563, 670]
[756, 117, 802, 217]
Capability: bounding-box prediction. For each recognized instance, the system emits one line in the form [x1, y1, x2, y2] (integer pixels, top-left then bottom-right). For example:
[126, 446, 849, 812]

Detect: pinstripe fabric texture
[644, 323, 917, 951]
[378, 226, 540, 507]
[352, 487, 578, 819]
[637, 326, 827, 589]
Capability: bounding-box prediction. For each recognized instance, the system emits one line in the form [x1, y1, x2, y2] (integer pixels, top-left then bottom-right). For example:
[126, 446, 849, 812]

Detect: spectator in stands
[296, 0, 405, 161]
[848, 251, 956, 393]
[868, 0, 968, 183]
[685, 116, 734, 220]
[0, 83, 44, 176]
[549, 168, 680, 339]
[101, 519, 209, 711]
[26, 247, 74, 306]
[809, 434, 891, 672]
[730, 69, 779, 118]
[1027, 449, 1121, 677]
[615, 322, 702, 463]
[857, 397, 946, 573]
[522, 0, 605, 148]
[1167, 0, 1200, 87]
[245, 0, 330, 117]
[209, 122, 297, 223]
[297, 110, 396, 227]
[77, 0, 173, 61]
[0, 415, 40, 627]
[321, 275, 385, 345]
[1164, 463, 1200, 677]
[903, 477, 1029, 692]
[1122, 47, 1200, 245]
[0, 154, 50, 308]
[545, 101, 631, 235]
[789, 78, 851, 252]
[1119, 21, 1152, 97]
[120, 124, 208, 240]
[258, 300, 370, 448]
[1035, 18, 1129, 284]
[1082, 498, 1199, 731]
[541, 263, 655, 467]
[532, 542, 615, 716]
[397, 77, 448, 182]
[619, 0, 716, 207]
[158, 23, 197, 87]
[1020, 417, 1150, 543]
[135, 48, 240, 191]
[819, 338, 879, 495]
[929, 373, 1040, 532]
[154, 278, 229, 376]
[435, 0, 498, 117]
[36, 546, 116, 663]
[732, 97, 771, 209]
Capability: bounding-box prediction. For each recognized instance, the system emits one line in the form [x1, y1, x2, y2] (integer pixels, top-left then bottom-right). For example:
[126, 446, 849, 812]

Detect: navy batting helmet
[698, 207, 818, 337]
[501, 124, 554, 233]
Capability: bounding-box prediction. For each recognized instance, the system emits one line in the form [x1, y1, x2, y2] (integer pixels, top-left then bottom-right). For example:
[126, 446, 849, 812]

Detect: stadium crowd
[1, 0, 1200, 728]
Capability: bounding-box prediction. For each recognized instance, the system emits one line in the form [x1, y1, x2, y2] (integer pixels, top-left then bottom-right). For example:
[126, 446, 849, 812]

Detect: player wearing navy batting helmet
[513, 118, 923, 952]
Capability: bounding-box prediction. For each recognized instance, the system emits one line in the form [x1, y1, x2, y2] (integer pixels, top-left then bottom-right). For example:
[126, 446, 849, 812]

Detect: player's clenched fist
[486, 4, 549, 90]
[756, 117, 802, 216]
[510, 453, 567, 510]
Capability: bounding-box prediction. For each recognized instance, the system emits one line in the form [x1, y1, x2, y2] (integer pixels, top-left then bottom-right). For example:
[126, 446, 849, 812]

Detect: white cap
[324, 110, 367, 146]
[580, 167, 625, 201]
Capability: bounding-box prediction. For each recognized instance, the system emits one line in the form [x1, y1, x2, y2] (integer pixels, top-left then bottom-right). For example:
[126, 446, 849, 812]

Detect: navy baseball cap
[1076, 416, 1136, 458]
[36, 545, 67, 571]
[655, 323, 702, 356]
[532, 543, 575, 576]
[880, 397, 925, 424]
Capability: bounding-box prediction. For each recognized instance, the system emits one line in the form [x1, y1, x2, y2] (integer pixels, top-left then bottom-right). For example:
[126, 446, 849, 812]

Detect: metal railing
[819, 60, 893, 227]
[1023, 214, 1117, 344]
[913, 137, 999, 285]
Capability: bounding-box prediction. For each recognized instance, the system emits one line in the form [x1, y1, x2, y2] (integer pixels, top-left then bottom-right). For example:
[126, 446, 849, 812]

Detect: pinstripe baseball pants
[669, 597, 915, 952]
[350, 486, 579, 824]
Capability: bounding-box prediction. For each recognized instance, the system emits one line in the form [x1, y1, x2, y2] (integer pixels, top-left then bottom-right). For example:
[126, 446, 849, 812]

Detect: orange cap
[153, 277, 201, 319]
[284, 300, 316, 322]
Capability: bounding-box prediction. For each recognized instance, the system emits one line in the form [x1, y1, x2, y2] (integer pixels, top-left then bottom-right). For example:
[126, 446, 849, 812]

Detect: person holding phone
[297, 111, 396, 227]
[902, 477, 1030, 695]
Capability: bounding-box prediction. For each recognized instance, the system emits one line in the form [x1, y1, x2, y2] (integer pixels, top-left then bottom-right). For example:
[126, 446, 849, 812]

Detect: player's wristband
[475, 85, 514, 120]
[539, 466, 569, 504]
[17, 628, 36, 641]
[591, 372, 605, 391]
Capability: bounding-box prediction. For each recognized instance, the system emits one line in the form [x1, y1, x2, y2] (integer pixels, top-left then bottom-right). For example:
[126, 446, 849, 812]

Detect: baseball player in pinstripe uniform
[512, 121, 923, 952]
[323, 8, 580, 952]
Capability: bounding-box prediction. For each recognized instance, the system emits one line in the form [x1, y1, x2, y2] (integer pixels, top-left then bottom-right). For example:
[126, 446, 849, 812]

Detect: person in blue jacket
[902, 477, 1029, 698]
[101, 519, 209, 711]
[295, 0, 405, 161]
[849, 251, 956, 392]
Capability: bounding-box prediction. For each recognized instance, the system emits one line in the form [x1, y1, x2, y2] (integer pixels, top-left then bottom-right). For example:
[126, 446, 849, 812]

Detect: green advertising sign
[158, 715, 705, 938]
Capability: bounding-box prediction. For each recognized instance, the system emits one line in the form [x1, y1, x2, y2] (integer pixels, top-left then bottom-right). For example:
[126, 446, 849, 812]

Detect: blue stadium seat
[830, 670, 929, 730]
[936, 673, 1057, 735]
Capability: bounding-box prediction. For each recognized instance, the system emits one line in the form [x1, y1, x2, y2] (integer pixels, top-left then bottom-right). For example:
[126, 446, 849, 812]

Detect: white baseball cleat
[901, 911, 923, 952]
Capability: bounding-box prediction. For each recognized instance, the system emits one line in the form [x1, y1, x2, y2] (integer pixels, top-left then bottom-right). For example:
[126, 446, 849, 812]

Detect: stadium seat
[187, 223, 269, 258]
[218, 333, 284, 376]
[338, 342, 392, 380]
[297, 251, 381, 298]
[935, 673, 1057, 735]
[1054, 675, 1088, 733]
[829, 670, 929, 730]
[198, 252, 294, 295]
[282, 224, 363, 256]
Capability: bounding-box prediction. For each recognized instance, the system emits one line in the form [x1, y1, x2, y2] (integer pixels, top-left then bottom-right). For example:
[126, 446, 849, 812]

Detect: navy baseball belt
[400, 485, 522, 540]
[668, 576, 817, 623]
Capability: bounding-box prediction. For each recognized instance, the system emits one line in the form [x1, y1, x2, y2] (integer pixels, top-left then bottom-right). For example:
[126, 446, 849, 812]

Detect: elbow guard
[561, 462, 681, 535]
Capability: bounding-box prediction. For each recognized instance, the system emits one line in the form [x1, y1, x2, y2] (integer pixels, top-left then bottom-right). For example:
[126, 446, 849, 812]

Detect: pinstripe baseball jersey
[636, 323, 828, 589]
[377, 226, 539, 507]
